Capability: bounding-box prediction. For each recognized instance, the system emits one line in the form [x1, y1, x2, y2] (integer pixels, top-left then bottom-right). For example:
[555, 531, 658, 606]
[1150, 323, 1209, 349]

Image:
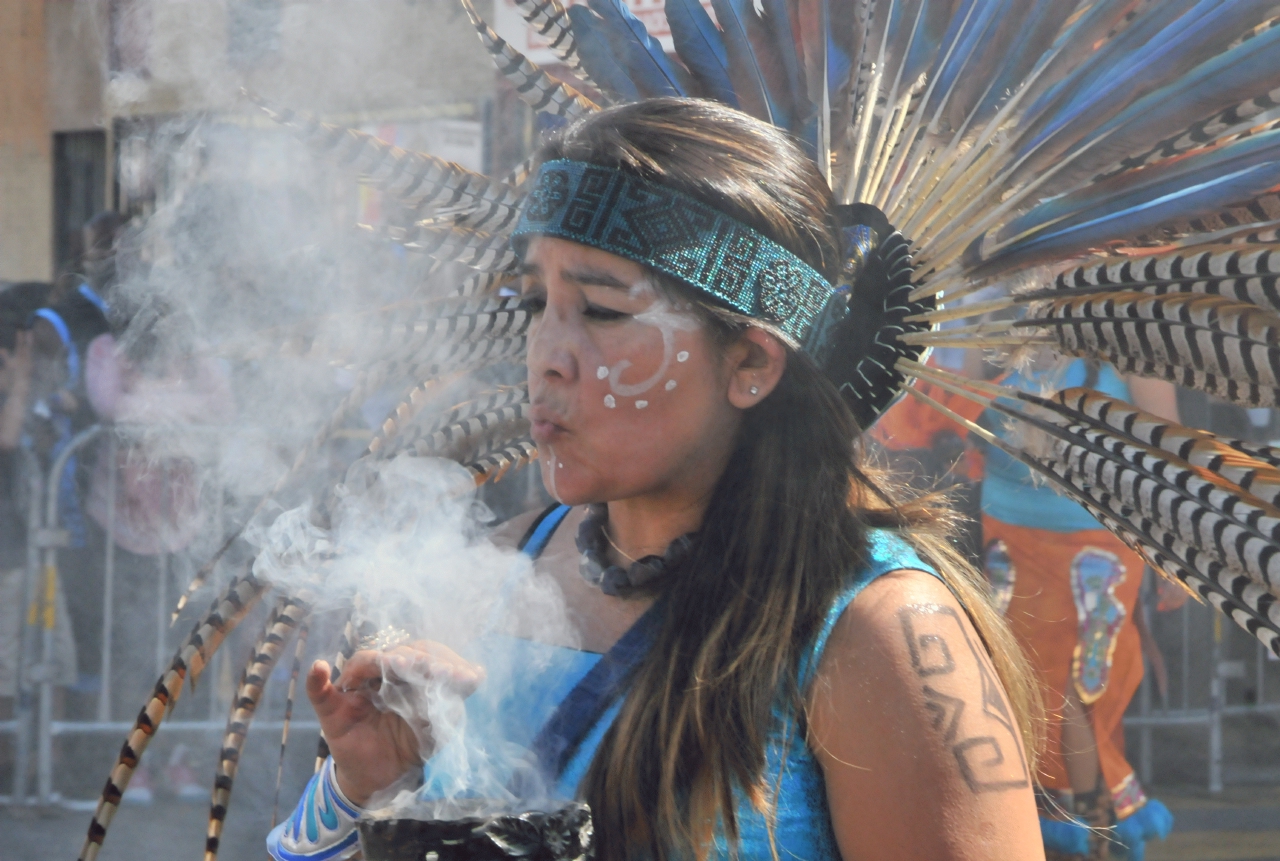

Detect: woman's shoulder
[836, 527, 939, 619]
[806, 564, 1041, 858]
[859, 527, 935, 578]
[800, 528, 939, 685]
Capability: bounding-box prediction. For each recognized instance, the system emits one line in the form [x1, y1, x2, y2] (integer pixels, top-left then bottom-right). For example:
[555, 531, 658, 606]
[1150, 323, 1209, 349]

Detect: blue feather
[826, 40, 850, 107]
[979, 0, 1076, 116]
[932, 0, 1010, 99]
[665, 0, 739, 106]
[761, 0, 808, 123]
[820, 0, 855, 111]
[981, 129, 1280, 271]
[1057, 23, 1280, 184]
[710, 0, 789, 126]
[1018, 0, 1202, 129]
[796, 0, 849, 147]
[1016, 0, 1274, 164]
[587, 0, 685, 98]
[896, 0, 963, 91]
[816, 0, 850, 166]
[566, 5, 642, 102]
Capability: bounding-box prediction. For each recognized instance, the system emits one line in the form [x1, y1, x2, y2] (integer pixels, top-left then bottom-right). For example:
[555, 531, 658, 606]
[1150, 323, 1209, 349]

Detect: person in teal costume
[272, 99, 1046, 861]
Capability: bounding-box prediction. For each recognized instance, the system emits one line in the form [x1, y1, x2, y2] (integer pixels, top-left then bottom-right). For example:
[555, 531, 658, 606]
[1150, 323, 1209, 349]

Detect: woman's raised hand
[305, 640, 485, 806]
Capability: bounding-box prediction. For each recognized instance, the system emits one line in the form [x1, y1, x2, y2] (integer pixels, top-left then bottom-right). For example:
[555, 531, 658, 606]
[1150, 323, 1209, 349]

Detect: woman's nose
[526, 306, 579, 384]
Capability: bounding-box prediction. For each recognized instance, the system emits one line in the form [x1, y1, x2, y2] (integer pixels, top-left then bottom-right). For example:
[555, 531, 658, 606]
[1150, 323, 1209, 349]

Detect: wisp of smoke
[248, 455, 571, 816]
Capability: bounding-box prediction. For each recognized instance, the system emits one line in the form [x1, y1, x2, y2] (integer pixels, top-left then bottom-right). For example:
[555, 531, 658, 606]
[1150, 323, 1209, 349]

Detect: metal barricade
[3, 423, 318, 807]
[4, 442, 45, 804]
[6, 424, 107, 804]
[1125, 577, 1280, 792]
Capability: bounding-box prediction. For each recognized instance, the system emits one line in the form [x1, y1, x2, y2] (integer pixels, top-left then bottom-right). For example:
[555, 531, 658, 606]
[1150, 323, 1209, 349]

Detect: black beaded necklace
[576, 503, 696, 596]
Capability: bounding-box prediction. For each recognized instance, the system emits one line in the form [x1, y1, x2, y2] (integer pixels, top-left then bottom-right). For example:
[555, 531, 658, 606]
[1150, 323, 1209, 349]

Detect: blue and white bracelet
[266, 757, 363, 861]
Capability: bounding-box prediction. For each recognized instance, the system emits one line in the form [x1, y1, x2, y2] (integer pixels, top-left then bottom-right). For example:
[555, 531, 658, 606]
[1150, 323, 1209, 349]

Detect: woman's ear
[725, 327, 787, 409]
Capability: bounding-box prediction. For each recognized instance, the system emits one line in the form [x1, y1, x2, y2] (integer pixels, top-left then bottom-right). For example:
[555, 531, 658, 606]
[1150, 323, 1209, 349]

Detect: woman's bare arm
[809, 570, 1044, 861]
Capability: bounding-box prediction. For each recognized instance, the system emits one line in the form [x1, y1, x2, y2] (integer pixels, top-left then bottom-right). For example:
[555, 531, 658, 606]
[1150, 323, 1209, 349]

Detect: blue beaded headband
[511, 159, 844, 345]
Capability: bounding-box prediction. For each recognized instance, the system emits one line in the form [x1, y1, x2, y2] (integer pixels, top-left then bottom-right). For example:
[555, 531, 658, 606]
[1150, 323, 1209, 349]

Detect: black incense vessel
[357, 802, 593, 861]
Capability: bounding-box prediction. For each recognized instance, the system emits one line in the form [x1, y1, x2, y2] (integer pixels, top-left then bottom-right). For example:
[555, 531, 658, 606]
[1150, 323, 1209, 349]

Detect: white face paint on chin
[545, 445, 563, 503]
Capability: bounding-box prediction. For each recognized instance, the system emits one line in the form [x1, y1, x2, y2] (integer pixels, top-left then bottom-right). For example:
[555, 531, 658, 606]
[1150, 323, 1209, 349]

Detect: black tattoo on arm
[900, 605, 1030, 794]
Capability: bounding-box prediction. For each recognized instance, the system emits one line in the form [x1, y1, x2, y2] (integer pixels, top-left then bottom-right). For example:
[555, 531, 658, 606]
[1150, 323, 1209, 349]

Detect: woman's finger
[306, 660, 338, 715]
[337, 650, 393, 691]
[321, 643, 486, 702]
[386, 643, 486, 692]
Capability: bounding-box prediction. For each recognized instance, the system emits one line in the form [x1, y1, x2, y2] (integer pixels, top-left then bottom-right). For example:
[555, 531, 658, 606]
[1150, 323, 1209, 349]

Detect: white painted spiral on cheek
[604, 286, 701, 399]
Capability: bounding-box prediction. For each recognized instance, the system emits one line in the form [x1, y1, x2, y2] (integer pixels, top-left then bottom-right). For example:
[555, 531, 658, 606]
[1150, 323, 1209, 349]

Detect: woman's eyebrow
[561, 266, 630, 290]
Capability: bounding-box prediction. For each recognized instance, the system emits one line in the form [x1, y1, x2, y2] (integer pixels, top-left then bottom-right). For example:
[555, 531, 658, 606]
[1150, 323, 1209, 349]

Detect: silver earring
[749, 386, 759, 395]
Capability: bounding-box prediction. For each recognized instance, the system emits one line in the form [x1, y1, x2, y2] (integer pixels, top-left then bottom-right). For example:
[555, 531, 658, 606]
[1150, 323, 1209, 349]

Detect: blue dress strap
[531, 599, 663, 779]
[799, 528, 937, 687]
[519, 503, 573, 559]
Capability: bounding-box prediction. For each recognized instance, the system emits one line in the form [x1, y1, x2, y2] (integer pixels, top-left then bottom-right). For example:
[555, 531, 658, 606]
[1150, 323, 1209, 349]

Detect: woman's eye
[517, 294, 546, 314]
[583, 304, 628, 322]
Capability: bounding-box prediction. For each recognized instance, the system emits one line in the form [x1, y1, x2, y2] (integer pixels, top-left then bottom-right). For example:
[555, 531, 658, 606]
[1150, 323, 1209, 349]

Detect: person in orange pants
[983, 522, 1149, 814]
[978, 358, 1179, 860]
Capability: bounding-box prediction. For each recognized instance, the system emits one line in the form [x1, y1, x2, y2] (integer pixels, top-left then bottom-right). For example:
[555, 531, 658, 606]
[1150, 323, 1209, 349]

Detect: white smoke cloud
[248, 455, 572, 815]
[78, 0, 573, 829]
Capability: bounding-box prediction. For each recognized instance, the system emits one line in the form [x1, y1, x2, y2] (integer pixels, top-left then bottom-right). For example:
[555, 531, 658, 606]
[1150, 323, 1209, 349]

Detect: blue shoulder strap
[530, 599, 663, 780]
[518, 503, 572, 559]
[515, 501, 662, 780]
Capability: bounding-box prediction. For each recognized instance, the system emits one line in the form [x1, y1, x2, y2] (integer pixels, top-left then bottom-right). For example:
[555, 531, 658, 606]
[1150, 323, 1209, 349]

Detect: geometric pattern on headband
[512, 159, 836, 343]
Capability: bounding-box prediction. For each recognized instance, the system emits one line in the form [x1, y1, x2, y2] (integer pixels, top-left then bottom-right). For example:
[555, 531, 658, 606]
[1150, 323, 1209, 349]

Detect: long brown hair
[536, 98, 1041, 861]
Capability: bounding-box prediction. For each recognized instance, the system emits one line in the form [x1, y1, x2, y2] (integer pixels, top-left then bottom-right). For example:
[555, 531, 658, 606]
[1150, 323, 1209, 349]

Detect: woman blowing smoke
[272, 100, 1044, 861]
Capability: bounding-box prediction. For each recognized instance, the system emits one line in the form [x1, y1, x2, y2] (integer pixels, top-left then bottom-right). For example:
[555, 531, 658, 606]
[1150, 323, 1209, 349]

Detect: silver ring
[357, 626, 412, 652]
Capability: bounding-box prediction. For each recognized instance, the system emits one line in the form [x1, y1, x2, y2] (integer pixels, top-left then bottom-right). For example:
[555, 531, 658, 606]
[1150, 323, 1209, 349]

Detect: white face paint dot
[636, 400, 649, 409]
[596, 366, 609, 380]
[604, 394, 616, 408]
[558, 463, 564, 468]
[665, 380, 677, 391]
[676, 351, 690, 363]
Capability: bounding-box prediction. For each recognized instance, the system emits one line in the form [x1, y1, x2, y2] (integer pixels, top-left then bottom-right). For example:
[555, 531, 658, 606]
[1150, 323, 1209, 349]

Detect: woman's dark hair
[534, 98, 1040, 861]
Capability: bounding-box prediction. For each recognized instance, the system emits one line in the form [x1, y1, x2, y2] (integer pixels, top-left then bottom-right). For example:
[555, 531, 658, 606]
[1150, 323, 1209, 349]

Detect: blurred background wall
[0, 0, 509, 286]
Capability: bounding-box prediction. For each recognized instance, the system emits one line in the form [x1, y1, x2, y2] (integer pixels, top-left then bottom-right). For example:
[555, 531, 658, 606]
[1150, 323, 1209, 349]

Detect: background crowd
[0, 209, 239, 802]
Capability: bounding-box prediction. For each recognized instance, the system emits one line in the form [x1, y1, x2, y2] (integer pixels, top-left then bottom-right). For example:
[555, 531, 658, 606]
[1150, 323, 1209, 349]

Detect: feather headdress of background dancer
[78, 1, 1280, 859]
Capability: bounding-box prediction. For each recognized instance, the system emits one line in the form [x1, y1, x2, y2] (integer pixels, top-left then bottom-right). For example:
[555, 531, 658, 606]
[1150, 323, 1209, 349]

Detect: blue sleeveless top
[431, 516, 935, 860]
